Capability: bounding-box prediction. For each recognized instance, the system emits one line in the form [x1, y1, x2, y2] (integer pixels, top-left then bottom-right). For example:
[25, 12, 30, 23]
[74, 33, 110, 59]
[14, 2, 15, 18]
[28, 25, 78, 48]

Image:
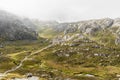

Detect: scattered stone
[0, 44, 4, 48]
[85, 74, 95, 77]
[115, 37, 120, 45]
[92, 45, 100, 48]
[65, 54, 70, 57]
[94, 53, 99, 56]
[0, 73, 5, 79]
[69, 43, 79, 47]
[11, 76, 39, 80]
[116, 74, 120, 77]
[41, 73, 49, 78]
[26, 73, 32, 78]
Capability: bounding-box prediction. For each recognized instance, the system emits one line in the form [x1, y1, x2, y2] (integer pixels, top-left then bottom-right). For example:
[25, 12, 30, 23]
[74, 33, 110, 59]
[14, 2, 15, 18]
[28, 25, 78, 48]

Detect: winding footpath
[0, 44, 53, 79]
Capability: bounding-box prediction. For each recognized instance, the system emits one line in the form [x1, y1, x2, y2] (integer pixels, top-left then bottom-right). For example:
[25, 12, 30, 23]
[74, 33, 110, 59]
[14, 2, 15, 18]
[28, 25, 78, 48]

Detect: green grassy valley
[1, 28, 120, 80]
[1, 17, 120, 80]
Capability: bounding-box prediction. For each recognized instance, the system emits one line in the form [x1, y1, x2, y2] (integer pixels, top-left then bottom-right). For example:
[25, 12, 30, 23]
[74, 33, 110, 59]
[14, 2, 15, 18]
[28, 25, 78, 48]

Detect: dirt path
[0, 44, 53, 79]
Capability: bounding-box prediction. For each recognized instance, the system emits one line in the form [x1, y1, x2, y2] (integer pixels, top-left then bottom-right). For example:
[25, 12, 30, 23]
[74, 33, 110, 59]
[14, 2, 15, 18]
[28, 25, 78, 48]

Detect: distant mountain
[33, 18, 116, 34]
[0, 10, 38, 41]
[34, 18, 120, 45]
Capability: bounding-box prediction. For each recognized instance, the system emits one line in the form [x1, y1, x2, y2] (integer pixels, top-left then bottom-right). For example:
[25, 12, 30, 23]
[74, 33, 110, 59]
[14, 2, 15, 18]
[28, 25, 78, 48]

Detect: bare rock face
[112, 18, 120, 27]
[62, 18, 114, 35]
[96, 18, 113, 29]
[32, 18, 120, 45]
[115, 37, 120, 45]
[0, 10, 38, 40]
[50, 18, 120, 45]
[33, 18, 114, 36]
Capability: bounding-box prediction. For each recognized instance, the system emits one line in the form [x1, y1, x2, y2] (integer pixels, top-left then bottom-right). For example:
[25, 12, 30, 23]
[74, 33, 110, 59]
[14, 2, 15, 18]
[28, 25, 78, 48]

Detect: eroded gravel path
[0, 44, 53, 79]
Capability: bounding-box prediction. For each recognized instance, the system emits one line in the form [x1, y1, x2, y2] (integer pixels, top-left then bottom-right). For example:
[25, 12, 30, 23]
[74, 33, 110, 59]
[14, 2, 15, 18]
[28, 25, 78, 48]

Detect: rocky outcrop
[112, 18, 120, 27]
[115, 37, 120, 45]
[50, 18, 112, 43]
[62, 18, 114, 35]
[32, 18, 120, 45]
[0, 10, 38, 41]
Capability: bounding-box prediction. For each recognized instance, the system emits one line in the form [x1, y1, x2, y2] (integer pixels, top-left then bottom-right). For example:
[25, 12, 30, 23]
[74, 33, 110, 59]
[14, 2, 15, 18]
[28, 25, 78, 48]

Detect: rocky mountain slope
[28, 18, 120, 80]
[34, 18, 120, 45]
[2, 12, 120, 80]
[0, 10, 38, 41]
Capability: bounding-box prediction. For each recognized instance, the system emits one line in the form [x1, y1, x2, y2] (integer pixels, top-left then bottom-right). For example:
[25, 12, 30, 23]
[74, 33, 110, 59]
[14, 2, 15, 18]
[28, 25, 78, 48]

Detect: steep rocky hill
[0, 10, 38, 41]
[35, 18, 120, 45]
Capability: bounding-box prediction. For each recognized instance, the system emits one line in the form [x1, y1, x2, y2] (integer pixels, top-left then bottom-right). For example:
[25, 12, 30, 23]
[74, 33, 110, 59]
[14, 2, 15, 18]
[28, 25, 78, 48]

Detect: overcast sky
[0, 0, 120, 22]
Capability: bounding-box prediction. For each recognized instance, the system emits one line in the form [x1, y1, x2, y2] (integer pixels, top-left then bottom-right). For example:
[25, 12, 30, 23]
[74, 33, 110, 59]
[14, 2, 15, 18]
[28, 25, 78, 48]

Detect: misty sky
[0, 0, 120, 22]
